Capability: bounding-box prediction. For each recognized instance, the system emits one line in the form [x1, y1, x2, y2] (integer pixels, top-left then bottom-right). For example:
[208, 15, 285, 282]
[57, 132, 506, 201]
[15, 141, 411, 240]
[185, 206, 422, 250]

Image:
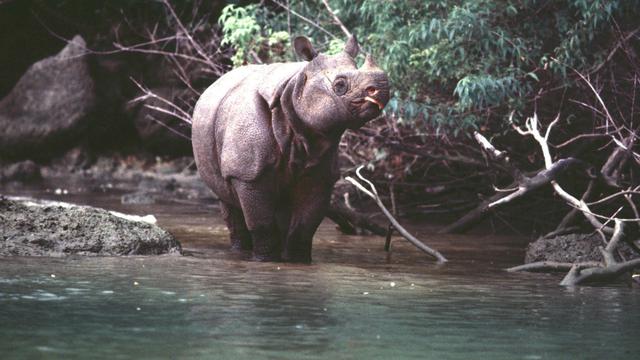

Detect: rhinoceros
[191, 36, 389, 262]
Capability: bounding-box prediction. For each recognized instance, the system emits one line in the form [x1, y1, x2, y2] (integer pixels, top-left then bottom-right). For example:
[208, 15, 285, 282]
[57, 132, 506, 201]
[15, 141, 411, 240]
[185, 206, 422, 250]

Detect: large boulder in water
[0, 35, 96, 160]
[0, 196, 181, 256]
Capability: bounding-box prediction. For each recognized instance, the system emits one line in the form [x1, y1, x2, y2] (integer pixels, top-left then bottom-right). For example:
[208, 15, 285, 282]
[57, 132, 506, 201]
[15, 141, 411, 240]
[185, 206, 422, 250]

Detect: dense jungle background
[1, 0, 639, 278]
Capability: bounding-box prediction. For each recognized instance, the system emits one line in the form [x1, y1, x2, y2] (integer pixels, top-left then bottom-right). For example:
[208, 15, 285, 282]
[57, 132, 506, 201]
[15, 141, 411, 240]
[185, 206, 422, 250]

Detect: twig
[346, 166, 448, 263]
[320, 0, 352, 38]
[271, 0, 337, 39]
[130, 78, 193, 124]
[161, 0, 214, 67]
[585, 190, 640, 206]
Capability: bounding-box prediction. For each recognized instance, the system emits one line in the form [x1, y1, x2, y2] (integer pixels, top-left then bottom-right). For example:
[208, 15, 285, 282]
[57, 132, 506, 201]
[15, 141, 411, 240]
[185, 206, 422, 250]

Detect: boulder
[525, 233, 637, 264]
[0, 160, 41, 182]
[0, 196, 181, 256]
[0, 35, 96, 159]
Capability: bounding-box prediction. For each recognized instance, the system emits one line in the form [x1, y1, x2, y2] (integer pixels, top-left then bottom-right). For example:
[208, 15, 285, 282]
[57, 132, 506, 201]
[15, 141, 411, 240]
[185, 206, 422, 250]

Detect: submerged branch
[507, 261, 601, 273]
[560, 258, 640, 286]
[346, 166, 448, 263]
[326, 202, 387, 236]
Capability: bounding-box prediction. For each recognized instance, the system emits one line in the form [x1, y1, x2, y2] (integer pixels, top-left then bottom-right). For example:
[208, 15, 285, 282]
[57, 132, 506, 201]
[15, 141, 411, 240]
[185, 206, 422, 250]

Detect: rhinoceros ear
[293, 36, 318, 61]
[344, 35, 359, 58]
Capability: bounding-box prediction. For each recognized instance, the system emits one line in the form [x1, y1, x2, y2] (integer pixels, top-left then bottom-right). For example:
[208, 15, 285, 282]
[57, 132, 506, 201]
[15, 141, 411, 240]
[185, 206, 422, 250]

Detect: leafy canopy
[219, 0, 640, 134]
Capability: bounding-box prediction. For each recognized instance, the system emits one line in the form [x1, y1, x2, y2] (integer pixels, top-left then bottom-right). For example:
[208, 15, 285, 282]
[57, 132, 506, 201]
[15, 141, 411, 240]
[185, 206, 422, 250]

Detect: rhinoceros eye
[333, 77, 348, 96]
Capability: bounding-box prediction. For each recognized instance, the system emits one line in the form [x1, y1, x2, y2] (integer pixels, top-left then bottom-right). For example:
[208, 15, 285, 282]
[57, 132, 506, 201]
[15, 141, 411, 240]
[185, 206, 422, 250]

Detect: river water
[1, 188, 638, 359]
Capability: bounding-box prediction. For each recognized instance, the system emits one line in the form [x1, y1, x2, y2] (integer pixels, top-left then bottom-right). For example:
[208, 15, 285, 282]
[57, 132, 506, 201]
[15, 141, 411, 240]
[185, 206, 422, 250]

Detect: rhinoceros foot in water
[192, 36, 390, 262]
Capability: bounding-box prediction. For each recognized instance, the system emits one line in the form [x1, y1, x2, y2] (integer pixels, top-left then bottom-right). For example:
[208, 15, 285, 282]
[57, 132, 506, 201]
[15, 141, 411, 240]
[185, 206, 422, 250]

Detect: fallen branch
[503, 113, 639, 286]
[346, 166, 448, 263]
[438, 180, 519, 234]
[440, 131, 587, 234]
[326, 202, 387, 236]
[515, 113, 615, 233]
[560, 258, 640, 286]
[507, 261, 601, 273]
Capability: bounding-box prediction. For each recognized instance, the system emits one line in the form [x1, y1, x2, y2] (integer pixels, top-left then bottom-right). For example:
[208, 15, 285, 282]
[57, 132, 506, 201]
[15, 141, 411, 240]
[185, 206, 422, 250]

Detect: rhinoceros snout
[362, 76, 390, 111]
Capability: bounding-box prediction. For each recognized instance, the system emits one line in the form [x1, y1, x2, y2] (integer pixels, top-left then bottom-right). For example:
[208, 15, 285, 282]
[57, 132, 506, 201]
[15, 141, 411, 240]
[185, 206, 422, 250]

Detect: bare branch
[560, 258, 640, 286]
[602, 220, 624, 266]
[474, 131, 505, 160]
[586, 190, 640, 206]
[161, 0, 214, 67]
[320, 0, 352, 38]
[271, 0, 338, 39]
[346, 166, 448, 263]
[130, 78, 193, 124]
[507, 261, 601, 273]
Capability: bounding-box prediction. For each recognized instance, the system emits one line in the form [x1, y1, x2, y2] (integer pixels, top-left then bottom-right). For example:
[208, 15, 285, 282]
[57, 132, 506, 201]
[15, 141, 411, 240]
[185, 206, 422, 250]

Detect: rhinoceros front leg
[283, 177, 333, 263]
[231, 178, 282, 261]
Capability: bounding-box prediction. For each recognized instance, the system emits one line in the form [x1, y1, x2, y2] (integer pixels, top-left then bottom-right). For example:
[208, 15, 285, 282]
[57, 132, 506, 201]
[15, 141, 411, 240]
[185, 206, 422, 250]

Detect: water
[1, 189, 639, 359]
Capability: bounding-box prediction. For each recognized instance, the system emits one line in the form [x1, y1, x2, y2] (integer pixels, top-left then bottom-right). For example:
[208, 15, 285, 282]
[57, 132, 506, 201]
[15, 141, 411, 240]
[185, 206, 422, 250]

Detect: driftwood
[507, 261, 601, 273]
[326, 202, 387, 236]
[486, 114, 640, 286]
[346, 166, 448, 263]
[440, 129, 589, 234]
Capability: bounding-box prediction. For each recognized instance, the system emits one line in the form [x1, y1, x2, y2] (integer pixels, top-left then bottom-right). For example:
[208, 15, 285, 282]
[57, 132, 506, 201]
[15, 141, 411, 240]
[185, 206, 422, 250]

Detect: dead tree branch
[326, 201, 387, 236]
[502, 113, 639, 286]
[320, 0, 352, 38]
[271, 0, 337, 39]
[346, 166, 448, 263]
[440, 130, 588, 234]
[507, 261, 601, 273]
[560, 258, 640, 286]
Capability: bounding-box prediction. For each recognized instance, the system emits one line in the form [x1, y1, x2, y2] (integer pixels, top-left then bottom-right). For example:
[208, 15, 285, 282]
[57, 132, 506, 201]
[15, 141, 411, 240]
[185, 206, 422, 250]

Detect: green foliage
[219, 0, 640, 133]
[219, 5, 293, 66]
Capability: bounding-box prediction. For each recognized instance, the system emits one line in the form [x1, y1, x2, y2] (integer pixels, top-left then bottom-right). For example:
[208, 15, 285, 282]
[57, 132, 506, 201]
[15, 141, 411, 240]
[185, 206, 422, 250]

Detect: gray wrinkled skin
[192, 36, 389, 262]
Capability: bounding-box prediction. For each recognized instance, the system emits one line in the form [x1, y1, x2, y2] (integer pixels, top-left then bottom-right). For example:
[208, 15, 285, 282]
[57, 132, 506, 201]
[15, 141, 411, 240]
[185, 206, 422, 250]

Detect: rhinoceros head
[288, 36, 390, 133]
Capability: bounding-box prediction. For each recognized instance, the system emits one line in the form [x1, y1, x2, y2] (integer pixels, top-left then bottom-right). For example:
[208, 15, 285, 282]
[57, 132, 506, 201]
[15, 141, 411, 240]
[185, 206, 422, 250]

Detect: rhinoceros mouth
[351, 96, 385, 114]
[364, 96, 384, 110]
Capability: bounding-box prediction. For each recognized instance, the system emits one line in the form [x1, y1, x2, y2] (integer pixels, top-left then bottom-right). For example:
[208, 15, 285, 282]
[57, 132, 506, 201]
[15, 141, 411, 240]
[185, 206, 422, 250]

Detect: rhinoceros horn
[361, 54, 380, 71]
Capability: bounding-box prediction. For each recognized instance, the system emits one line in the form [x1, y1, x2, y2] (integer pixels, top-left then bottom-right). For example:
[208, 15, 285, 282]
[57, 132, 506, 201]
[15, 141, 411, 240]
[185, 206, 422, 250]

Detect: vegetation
[219, 1, 639, 132]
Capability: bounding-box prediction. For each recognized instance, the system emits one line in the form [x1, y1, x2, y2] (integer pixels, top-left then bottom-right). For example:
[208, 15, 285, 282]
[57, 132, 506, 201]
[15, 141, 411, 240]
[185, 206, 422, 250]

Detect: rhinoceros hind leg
[231, 178, 282, 262]
[220, 202, 252, 251]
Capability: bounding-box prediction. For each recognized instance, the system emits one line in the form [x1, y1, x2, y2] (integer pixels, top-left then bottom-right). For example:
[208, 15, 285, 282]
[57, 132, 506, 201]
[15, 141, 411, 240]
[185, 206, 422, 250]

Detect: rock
[121, 191, 156, 205]
[0, 160, 41, 182]
[525, 233, 637, 263]
[133, 86, 192, 155]
[0, 35, 96, 160]
[0, 196, 181, 256]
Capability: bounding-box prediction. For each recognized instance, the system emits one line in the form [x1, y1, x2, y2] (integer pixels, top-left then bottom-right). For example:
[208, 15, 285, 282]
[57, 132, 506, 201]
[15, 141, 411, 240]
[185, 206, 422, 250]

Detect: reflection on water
[1, 189, 639, 359]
